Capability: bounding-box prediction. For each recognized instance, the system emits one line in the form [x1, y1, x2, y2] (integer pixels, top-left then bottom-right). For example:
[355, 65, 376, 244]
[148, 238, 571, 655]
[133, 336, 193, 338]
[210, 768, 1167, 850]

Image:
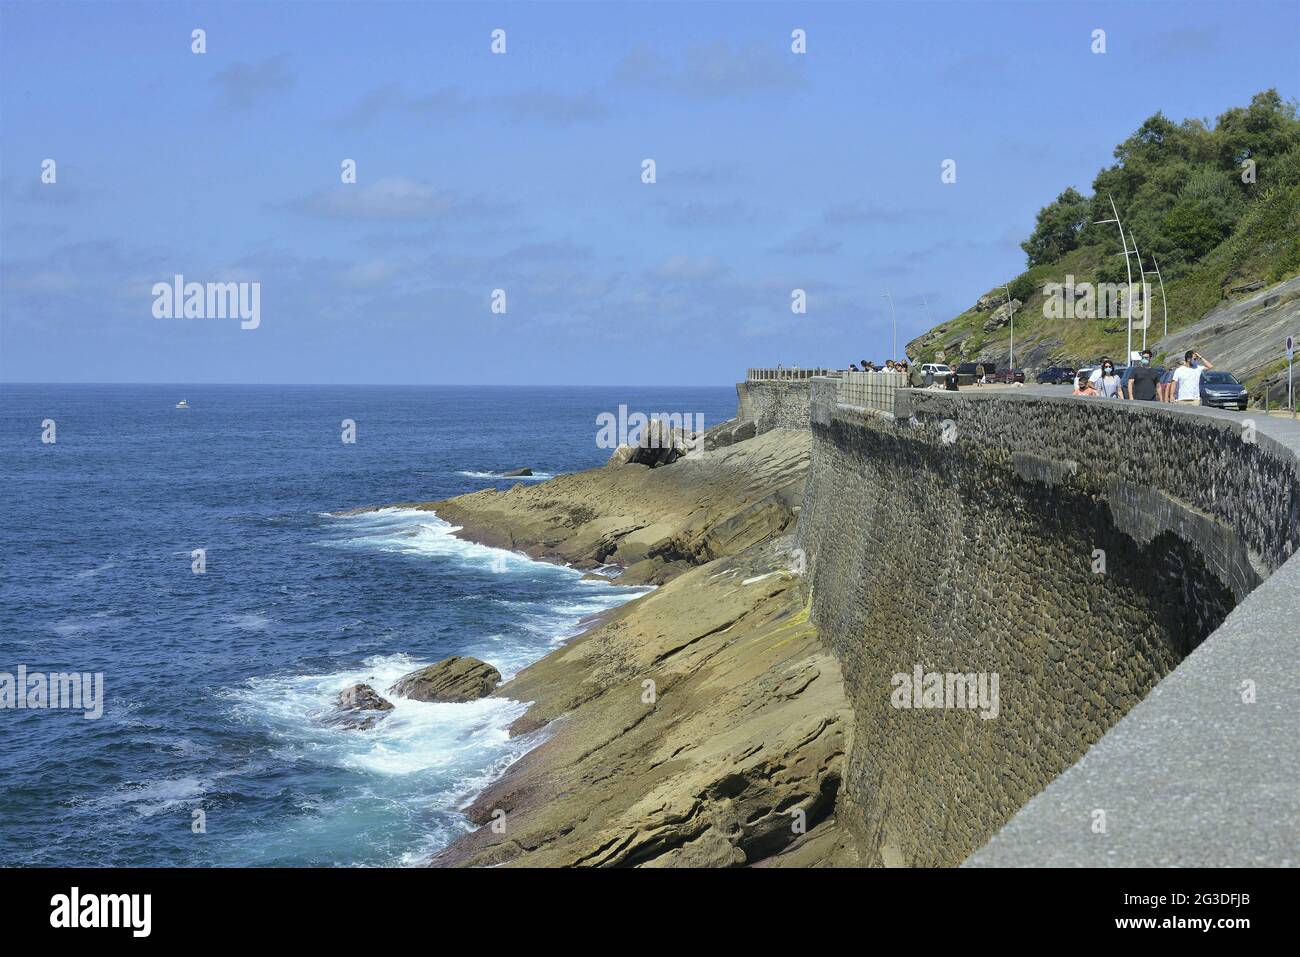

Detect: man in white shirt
[1172, 350, 1213, 404]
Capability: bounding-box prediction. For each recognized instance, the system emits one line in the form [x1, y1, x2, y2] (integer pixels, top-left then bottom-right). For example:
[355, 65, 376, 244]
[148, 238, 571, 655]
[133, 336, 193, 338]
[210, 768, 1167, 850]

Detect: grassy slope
[909, 166, 1300, 382]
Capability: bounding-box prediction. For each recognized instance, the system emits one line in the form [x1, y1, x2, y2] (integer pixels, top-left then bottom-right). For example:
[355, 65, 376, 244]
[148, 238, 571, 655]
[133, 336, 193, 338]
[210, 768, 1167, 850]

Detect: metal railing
[746, 367, 842, 381]
[836, 370, 905, 414]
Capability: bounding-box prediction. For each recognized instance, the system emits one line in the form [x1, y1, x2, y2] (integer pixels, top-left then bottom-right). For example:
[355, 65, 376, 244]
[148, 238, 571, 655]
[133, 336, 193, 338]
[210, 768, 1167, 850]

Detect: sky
[1, 0, 1296, 386]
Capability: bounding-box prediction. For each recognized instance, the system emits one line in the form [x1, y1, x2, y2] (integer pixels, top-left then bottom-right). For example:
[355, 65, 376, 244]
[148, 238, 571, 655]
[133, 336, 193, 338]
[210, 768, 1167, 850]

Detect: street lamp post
[883, 291, 897, 361]
[1150, 253, 1169, 339]
[1129, 234, 1150, 352]
[1095, 193, 1134, 363]
[922, 295, 935, 362]
[1003, 285, 1016, 371]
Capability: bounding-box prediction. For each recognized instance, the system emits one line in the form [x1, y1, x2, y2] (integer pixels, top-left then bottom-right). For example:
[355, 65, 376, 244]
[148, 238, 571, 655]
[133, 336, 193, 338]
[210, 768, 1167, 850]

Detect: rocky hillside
[909, 90, 1300, 397]
[1153, 274, 1300, 404]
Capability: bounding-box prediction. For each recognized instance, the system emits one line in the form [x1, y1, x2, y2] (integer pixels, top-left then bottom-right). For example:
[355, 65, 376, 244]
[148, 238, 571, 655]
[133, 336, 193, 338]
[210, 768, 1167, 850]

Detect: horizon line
[0, 380, 741, 389]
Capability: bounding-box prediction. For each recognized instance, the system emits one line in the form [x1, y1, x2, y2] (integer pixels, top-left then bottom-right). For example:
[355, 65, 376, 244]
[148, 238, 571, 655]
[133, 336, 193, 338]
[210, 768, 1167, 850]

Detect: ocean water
[0, 384, 735, 866]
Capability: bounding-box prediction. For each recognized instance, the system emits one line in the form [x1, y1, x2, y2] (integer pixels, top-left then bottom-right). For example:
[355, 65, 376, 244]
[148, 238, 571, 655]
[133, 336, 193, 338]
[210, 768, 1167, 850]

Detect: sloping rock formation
[383, 423, 863, 867]
[1153, 273, 1300, 404]
[402, 427, 810, 587]
[389, 657, 501, 703]
[430, 537, 855, 867]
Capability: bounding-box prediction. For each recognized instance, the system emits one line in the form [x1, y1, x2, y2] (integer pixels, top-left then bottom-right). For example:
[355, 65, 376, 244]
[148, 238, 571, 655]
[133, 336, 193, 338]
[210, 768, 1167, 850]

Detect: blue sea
[0, 384, 735, 866]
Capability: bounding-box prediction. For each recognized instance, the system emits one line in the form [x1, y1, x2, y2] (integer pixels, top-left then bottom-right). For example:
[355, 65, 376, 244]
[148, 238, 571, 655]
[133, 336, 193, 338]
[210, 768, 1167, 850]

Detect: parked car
[987, 368, 1027, 384]
[921, 363, 954, 380]
[1035, 366, 1075, 385]
[1200, 371, 1248, 410]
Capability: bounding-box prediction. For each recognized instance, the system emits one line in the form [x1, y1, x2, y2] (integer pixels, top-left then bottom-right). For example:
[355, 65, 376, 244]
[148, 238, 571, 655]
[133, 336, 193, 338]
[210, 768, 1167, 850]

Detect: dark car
[987, 368, 1027, 384]
[1200, 371, 1248, 410]
[1035, 366, 1075, 385]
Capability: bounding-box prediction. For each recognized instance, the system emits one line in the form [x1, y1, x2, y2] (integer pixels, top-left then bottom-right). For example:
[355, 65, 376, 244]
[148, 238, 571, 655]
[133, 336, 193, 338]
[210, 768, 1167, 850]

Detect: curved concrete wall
[736, 381, 813, 434]
[787, 380, 1299, 865]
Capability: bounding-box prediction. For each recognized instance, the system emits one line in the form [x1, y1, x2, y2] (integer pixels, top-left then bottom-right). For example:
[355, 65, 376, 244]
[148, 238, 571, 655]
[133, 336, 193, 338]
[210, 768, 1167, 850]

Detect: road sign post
[1288, 335, 1295, 418]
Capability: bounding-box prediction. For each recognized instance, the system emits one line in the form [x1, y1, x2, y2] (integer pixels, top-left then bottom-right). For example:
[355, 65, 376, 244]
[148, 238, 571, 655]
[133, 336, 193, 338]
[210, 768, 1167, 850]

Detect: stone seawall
[736, 380, 813, 434]
[791, 381, 1299, 865]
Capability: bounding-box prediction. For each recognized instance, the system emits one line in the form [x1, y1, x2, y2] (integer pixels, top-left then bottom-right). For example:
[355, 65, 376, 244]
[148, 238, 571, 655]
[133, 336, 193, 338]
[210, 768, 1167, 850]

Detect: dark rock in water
[501, 468, 533, 477]
[389, 656, 502, 703]
[324, 683, 394, 730]
[336, 683, 393, 711]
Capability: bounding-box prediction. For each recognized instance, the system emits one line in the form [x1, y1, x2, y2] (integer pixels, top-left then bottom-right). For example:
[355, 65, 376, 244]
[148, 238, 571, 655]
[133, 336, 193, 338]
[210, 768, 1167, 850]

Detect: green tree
[1006, 274, 1036, 302]
[1213, 89, 1300, 171]
[1163, 199, 1230, 261]
[1021, 188, 1091, 267]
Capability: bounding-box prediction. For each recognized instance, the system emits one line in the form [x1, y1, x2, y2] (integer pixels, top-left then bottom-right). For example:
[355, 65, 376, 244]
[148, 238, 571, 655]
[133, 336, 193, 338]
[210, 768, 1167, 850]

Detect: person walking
[1072, 374, 1099, 396]
[1128, 349, 1160, 401]
[1096, 360, 1126, 399]
[1172, 350, 1212, 405]
[1089, 358, 1111, 387]
[1158, 361, 1178, 402]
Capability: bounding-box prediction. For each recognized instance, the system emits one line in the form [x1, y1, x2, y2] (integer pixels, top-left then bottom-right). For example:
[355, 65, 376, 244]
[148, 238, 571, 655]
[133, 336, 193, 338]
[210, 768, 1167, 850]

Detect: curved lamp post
[883, 291, 897, 361]
[1003, 285, 1016, 371]
[1150, 253, 1168, 339]
[1095, 193, 1134, 363]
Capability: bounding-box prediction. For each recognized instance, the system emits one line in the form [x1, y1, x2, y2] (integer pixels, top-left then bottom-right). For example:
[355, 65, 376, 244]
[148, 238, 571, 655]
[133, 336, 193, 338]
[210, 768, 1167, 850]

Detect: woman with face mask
[1096, 360, 1125, 399]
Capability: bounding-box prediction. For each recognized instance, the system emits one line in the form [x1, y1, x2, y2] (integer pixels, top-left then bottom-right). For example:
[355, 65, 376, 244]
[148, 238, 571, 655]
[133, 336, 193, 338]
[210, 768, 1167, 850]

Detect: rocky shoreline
[377, 426, 867, 866]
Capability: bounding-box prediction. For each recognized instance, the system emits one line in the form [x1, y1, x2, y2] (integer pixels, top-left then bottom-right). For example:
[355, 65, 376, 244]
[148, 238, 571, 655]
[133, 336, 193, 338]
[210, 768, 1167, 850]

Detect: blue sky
[1, 0, 1296, 385]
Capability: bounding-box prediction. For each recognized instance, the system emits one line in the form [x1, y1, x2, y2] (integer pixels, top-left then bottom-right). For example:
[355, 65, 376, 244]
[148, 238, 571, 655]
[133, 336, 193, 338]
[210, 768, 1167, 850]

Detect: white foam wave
[224, 653, 534, 779]
[49, 611, 119, 638]
[456, 470, 555, 482]
[285, 507, 654, 861]
[84, 770, 246, 819]
[73, 560, 117, 579]
[221, 612, 272, 631]
[322, 508, 558, 576]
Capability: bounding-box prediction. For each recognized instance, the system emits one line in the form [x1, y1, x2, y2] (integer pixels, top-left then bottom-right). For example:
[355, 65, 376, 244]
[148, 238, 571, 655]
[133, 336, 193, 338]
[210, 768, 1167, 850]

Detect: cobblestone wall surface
[736, 381, 813, 434]
[791, 386, 1299, 865]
